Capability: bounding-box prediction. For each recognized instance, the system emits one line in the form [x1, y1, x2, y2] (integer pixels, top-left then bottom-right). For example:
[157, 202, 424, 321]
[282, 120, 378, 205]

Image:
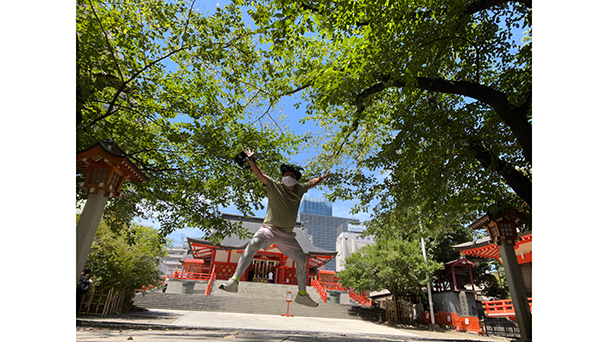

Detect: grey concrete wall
[432, 291, 477, 316]
[166, 279, 210, 295]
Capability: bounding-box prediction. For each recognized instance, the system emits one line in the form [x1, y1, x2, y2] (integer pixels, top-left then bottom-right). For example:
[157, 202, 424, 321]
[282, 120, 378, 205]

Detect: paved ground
[77, 308, 511, 342]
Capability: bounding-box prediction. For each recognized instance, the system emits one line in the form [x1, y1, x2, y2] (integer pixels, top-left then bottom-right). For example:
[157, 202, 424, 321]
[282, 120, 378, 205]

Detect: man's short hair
[280, 164, 303, 180]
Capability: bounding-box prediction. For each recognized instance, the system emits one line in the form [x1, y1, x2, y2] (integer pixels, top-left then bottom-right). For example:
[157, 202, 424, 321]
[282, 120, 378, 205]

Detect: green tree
[338, 238, 443, 301]
[473, 259, 510, 299]
[77, 0, 302, 241]
[244, 0, 532, 237]
[84, 217, 169, 312]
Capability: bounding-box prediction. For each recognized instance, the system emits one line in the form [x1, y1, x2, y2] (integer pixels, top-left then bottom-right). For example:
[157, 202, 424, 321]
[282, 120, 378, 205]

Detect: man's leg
[284, 248, 319, 307]
[219, 234, 266, 293]
[284, 248, 308, 293]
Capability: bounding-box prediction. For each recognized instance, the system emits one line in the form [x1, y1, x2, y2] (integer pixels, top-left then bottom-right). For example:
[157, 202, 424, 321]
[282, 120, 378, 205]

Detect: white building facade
[335, 222, 376, 272]
[158, 247, 188, 275]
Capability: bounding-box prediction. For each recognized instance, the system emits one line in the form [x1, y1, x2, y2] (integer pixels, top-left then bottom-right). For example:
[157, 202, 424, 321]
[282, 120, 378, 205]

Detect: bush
[83, 217, 168, 312]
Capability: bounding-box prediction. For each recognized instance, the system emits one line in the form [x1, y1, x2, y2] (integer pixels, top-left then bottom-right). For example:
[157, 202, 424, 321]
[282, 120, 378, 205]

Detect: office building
[299, 197, 359, 271]
[300, 195, 332, 216]
[335, 222, 376, 272]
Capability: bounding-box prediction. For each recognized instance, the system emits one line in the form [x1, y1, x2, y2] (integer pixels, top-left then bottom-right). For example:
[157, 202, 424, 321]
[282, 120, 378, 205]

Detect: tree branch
[282, 83, 311, 97]
[181, 0, 197, 46]
[465, 0, 531, 15]
[466, 135, 532, 206]
[89, 29, 256, 127]
[415, 77, 531, 163]
[128, 148, 206, 156]
[438, 114, 531, 206]
[87, 0, 124, 83]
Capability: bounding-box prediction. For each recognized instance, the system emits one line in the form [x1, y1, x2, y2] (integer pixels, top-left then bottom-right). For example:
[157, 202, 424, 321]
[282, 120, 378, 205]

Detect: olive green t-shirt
[263, 176, 311, 233]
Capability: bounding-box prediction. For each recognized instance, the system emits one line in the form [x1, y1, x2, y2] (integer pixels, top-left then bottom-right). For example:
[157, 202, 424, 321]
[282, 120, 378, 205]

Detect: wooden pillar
[498, 243, 532, 342]
[468, 265, 475, 293]
[451, 264, 457, 291]
[76, 190, 110, 283]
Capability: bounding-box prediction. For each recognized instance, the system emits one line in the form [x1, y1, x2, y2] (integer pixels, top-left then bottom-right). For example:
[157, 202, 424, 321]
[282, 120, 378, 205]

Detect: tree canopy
[338, 237, 443, 297]
[77, 0, 304, 241]
[77, 0, 532, 241]
[244, 0, 532, 237]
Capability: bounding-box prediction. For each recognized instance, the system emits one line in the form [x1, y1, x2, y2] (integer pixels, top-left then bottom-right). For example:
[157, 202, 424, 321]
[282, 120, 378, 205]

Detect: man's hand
[321, 171, 331, 180]
[245, 148, 255, 159]
[310, 171, 331, 188]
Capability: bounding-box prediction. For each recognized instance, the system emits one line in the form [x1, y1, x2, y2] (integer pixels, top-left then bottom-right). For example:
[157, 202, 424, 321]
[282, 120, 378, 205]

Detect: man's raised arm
[245, 149, 267, 185]
[309, 171, 331, 188]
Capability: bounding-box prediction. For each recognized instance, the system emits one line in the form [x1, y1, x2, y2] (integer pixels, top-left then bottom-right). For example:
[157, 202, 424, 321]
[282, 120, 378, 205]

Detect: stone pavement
[77, 308, 510, 342]
[77, 283, 510, 341]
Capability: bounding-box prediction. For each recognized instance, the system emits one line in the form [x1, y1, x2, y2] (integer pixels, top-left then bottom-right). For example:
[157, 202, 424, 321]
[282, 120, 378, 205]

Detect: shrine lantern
[487, 216, 519, 246]
[76, 139, 148, 284]
[77, 140, 148, 198]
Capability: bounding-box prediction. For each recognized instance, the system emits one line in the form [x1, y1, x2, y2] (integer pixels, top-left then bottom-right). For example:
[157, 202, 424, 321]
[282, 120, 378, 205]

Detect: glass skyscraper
[299, 195, 332, 216]
[299, 195, 358, 271]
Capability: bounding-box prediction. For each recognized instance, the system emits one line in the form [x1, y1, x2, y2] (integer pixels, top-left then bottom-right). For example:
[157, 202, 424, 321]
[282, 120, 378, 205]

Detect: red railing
[168, 270, 211, 281]
[205, 265, 216, 296]
[483, 297, 532, 319]
[311, 278, 327, 303]
[347, 289, 372, 307]
[137, 276, 167, 292]
[316, 281, 371, 306]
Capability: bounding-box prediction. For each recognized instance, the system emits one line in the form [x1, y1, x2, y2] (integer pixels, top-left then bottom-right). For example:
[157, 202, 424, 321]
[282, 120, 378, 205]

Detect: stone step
[210, 280, 323, 302]
[133, 282, 385, 321]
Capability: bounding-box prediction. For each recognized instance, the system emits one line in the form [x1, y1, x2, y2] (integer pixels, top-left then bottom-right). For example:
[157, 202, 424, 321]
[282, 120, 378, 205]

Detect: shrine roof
[452, 232, 532, 261]
[444, 258, 476, 267]
[452, 231, 531, 250]
[77, 139, 148, 182]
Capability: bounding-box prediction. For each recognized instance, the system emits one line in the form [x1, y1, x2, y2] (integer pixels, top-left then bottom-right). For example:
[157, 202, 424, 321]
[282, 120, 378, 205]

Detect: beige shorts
[254, 225, 302, 253]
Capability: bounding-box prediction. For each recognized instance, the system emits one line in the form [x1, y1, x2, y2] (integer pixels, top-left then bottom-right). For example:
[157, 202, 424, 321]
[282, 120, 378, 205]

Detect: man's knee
[287, 250, 306, 265]
[251, 234, 266, 246]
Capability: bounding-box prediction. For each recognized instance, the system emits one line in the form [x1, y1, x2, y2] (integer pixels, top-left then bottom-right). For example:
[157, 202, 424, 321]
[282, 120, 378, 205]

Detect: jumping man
[219, 149, 330, 307]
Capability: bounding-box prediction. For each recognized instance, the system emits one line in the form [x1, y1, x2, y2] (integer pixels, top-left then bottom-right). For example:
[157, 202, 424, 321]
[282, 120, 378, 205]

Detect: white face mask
[282, 175, 297, 187]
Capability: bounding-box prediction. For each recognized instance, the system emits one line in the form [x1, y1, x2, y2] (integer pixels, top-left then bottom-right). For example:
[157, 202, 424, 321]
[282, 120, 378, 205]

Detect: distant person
[268, 271, 274, 283]
[219, 149, 330, 307]
[77, 267, 93, 314]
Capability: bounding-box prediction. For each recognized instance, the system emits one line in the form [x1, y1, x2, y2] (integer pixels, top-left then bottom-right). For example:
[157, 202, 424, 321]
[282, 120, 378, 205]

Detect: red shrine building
[166, 214, 338, 294]
[453, 231, 532, 321]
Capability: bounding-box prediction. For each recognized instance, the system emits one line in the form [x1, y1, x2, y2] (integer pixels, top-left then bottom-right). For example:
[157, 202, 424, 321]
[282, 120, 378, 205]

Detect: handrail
[346, 288, 372, 307]
[168, 271, 210, 281]
[205, 265, 216, 296]
[137, 276, 167, 292]
[482, 297, 532, 317]
[311, 278, 327, 303]
[316, 281, 371, 306]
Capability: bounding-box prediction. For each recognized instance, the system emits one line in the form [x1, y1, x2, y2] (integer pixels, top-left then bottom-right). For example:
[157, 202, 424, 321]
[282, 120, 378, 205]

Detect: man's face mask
[282, 175, 297, 187]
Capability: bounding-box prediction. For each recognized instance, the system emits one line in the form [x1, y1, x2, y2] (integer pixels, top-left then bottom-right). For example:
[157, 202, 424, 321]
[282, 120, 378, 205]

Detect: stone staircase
[133, 282, 385, 322]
